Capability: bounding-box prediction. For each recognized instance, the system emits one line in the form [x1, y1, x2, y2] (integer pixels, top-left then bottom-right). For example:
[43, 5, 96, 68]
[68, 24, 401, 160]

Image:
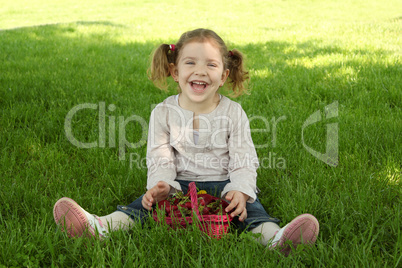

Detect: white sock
[250, 222, 281, 246]
[270, 223, 289, 246]
[100, 211, 135, 232]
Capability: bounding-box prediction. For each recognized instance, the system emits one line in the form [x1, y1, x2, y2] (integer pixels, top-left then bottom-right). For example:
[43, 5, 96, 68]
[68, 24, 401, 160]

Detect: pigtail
[226, 49, 249, 97]
[148, 29, 249, 95]
[148, 44, 176, 90]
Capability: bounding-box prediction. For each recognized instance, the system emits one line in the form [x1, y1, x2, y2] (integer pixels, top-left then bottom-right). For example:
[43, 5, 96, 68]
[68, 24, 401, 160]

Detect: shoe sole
[53, 197, 91, 238]
[278, 213, 319, 256]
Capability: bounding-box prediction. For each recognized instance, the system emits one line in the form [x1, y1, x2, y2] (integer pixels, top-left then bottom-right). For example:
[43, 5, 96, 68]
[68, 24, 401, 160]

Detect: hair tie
[228, 50, 233, 57]
[169, 44, 176, 52]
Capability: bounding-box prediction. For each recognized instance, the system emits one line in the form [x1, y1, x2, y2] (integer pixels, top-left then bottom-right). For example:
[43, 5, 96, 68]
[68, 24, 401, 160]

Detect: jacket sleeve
[221, 104, 259, 203]
[146, 105, 182, 193]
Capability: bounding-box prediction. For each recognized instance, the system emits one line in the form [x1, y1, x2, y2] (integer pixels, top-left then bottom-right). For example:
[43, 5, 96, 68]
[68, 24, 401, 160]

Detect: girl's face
[170, 40, 229, 111]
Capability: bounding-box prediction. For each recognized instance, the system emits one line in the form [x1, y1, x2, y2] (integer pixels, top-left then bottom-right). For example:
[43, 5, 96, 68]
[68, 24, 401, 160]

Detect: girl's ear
[220, 69, 230, 86]
[169, 63, 179, 82]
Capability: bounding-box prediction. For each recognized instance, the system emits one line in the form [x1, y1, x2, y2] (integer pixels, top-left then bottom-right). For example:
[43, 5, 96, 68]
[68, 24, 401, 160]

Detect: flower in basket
[152, 182, 233, 239]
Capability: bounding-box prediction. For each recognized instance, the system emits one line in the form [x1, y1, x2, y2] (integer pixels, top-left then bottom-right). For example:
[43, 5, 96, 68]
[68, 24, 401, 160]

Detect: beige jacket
[146, 95, 259, 202]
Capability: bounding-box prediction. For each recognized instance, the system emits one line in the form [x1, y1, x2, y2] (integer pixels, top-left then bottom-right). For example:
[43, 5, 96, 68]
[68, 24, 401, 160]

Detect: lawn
[0, 0, 401, 267]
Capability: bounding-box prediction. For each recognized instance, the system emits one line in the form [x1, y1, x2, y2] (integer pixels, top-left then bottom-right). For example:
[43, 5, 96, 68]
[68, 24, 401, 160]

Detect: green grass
[0, 0, 401, 266]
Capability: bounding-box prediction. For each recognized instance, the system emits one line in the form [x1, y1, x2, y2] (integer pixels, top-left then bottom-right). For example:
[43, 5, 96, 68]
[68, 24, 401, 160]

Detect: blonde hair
[149, 28, 249, 97]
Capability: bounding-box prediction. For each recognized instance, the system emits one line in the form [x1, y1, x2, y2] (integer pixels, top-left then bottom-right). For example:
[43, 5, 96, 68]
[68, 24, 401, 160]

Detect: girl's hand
[142, 181, 171, 211]
[225, 191, 249, 222]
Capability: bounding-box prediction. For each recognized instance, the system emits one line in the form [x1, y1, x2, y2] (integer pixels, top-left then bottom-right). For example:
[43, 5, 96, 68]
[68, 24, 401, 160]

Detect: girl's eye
[186, 61, 195, 65]
[208, 64, 217, 67]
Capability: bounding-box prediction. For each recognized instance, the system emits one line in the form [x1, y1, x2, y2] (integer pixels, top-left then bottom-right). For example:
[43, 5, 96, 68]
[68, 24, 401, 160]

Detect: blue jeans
[116, 180, 280, 231]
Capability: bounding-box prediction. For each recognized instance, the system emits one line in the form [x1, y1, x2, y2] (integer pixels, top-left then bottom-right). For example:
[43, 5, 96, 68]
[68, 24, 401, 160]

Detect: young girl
[53, 28, 319, 256]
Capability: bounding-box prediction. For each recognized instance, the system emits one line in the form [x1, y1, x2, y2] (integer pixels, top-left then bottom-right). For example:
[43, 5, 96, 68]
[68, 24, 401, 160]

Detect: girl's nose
[194, 65, 207, 76]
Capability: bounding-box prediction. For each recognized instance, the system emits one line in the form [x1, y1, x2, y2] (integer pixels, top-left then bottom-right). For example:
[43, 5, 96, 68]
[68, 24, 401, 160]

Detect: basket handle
[188, 182, 202, 220]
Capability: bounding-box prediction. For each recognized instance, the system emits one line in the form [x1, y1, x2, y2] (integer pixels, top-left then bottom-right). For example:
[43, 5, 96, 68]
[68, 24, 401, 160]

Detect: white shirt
[146, 95, 259, 202]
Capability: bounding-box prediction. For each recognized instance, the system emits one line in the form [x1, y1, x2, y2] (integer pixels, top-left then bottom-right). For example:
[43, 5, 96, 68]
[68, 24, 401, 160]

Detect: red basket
[153, 182, 232, 239]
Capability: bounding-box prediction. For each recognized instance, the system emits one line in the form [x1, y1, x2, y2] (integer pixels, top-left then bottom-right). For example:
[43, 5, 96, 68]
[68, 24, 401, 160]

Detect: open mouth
[190, 81, 208, 93]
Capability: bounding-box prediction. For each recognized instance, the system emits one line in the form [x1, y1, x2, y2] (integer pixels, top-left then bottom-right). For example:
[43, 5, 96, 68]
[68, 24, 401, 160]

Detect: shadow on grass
[1, 21, 399, 111]
[0, 20, 400, 176]
[75, 20, 127, 28]
[0, 20, 127, 31]
[242, 40, 400, 110]
[1, 20, 400, 161]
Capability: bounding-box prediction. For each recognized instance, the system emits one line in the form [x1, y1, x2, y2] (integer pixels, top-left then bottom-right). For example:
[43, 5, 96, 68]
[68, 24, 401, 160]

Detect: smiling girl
[53, 28, 319, 256]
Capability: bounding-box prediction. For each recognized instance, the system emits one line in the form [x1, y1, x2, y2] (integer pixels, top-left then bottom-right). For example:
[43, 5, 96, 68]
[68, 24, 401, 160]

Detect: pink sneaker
[269, 213, 319, 256]
[53, 197, 107, 238]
